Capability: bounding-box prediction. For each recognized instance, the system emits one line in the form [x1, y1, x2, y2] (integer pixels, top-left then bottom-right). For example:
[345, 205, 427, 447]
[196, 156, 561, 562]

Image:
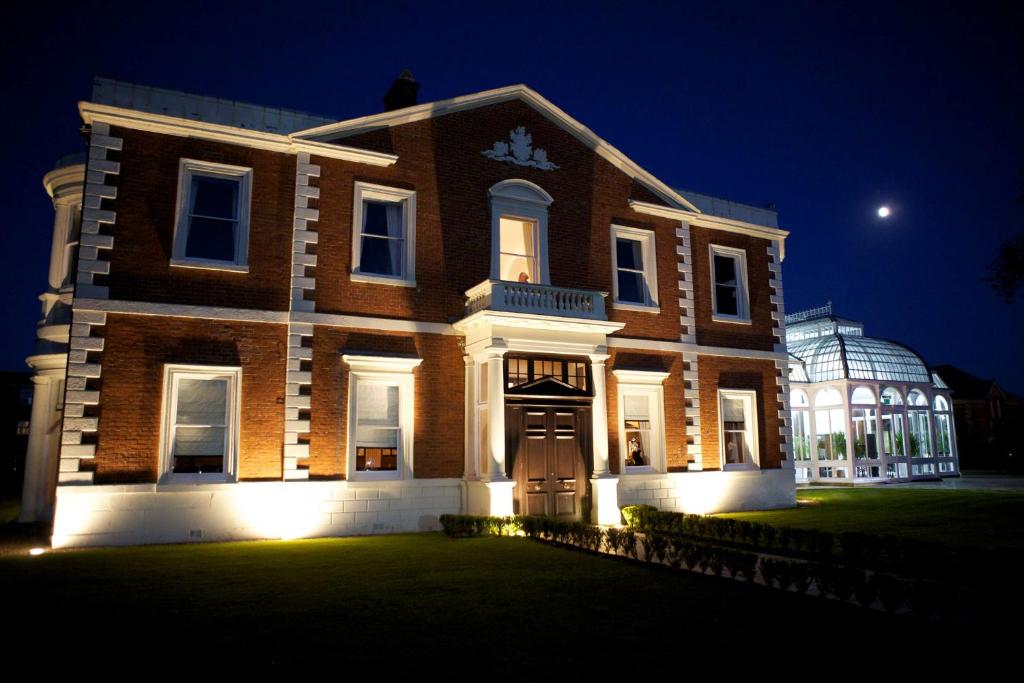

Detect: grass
[717, 488, 1024, 548]
[2, 532, 1007, 670]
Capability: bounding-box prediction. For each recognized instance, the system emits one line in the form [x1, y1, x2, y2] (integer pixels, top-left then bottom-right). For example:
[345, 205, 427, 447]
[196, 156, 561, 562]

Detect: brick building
[23, 75, 795, 547]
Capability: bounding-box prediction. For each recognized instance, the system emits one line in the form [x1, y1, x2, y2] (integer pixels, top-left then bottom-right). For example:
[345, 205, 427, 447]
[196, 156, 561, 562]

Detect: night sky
[2, 1, 1021, 390]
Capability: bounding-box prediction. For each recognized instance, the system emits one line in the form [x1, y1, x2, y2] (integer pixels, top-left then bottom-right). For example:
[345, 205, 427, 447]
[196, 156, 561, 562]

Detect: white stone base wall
[617, 468, 796, 515]
[52, 478, 463, 548]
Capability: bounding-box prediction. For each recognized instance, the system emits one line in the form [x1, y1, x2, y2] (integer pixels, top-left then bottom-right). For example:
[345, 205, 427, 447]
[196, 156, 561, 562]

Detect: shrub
[873, 574, 905, 613]
[621, 505, 657, 529]
[853, 573, 879, 608]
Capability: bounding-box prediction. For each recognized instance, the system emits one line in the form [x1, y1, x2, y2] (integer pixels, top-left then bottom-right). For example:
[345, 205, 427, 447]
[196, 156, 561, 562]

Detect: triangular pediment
[506, 376, 589, 397]
[292, 85, 700, 214]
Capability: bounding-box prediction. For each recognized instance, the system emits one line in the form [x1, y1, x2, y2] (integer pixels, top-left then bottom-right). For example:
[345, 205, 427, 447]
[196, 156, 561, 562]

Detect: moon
[877, 206, 891, 218]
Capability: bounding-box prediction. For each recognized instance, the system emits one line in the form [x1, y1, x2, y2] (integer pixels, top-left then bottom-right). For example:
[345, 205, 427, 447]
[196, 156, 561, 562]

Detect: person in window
[518, 271, 530, 283]
[627, 435, 646, 466]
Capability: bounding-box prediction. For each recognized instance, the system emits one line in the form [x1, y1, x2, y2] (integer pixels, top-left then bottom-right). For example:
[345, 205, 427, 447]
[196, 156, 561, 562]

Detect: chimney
[382, 70, 420, 112]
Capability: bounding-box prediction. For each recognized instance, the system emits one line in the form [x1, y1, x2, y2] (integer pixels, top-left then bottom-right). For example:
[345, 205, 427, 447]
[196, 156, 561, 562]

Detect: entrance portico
[454, 280, 624, 523]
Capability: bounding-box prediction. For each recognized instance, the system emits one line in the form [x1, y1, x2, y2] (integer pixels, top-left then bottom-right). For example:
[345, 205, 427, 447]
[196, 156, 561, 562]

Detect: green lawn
[1, 532, 1002, 669]
[717, 488, 1024, 548]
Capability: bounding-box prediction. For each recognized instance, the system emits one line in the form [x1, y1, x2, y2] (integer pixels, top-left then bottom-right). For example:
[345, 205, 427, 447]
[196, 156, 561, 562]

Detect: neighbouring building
[1, 371, 34, 502]
[23, 75, 796, 547]
[786, 303, 960, 483]
[930, 363, 1023, 472]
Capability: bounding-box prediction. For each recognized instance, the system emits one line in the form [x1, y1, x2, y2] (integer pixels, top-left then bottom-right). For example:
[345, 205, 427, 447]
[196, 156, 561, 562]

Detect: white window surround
[171, 158, 253, 273]
[709, 244, 751, 324]
[718, 388, 760, 471]
[343, 354, 422, 481]
[158, 364, 242, 484]
[613, 369, 670, 474]
[351, 181, 417, 287]
[489, 179, 552, 285]
[610, 224, 660, 313]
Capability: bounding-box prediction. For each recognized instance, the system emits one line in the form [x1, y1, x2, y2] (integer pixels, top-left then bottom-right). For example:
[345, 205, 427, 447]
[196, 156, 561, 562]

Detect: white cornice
[292, 84, 701, 214]
[452, 309, 626, 335]
[341, 354, 423, 373]
[43, 164, 86, 200]
[630, 199, 789, 255]
[612, 368, 671, 384]
[78, 102, 398, 167]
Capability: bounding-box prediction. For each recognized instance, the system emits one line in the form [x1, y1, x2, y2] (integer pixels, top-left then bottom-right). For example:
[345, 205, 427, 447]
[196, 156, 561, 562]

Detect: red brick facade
[697, 354, 783, 471]
[70, 91, 788, 489]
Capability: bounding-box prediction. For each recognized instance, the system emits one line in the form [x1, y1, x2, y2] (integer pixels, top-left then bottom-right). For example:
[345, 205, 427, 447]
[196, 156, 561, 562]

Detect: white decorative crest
[481, 126, 559, 170]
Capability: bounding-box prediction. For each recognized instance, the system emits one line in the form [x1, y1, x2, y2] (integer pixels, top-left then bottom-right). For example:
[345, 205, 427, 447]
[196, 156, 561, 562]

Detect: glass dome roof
[788, 335, 931, 383]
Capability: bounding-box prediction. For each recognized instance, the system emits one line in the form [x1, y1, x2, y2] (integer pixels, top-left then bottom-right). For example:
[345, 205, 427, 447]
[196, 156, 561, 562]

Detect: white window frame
[610, 224, 660, 312]
[158, 364, 242, 484]
[488, 179, 552, 285]
[171, 159, 252, 272]
[718, 388, 760, 471]
[351, 181, 417, 287]
[709, 244, 751, 324]
[343, 354, 422, 481]
[613, 369, 670, 474]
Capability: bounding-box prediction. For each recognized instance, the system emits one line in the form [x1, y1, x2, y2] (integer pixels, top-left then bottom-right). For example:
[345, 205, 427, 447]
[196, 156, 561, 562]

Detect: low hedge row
[439, 513, 965, 620]
[620, 504, 1011, 586]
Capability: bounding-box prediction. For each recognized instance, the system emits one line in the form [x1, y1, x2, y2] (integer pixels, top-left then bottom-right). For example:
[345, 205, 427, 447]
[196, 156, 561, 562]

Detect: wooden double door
[509, 405, 589, 518]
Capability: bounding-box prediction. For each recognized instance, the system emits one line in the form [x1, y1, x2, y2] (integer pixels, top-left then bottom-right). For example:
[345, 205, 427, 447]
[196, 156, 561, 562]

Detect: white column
[589, 352, 620, 525]
[463, 354, 476, 480]
[486, 350, 507, 480]
[20, 371, 62, 522]
[590, 353, 610, 477]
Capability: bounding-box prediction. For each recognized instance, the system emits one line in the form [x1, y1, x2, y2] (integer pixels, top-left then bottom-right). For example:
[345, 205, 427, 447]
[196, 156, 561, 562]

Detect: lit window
[16, 420, 30, 436]
[499, 217, 538, 282]
[814, 388, 847, 461]
[933, 395, 954, 458]
[344, 355, 421, 480]
[488, 180, 551, 285]
[719, 389, 759, 469]
[160, 365, 241, 482]
[352, 182, 417, 286]
[172, 159, 252, 270]
[611, 225, 659, 311]
[790, 390, 811, 461]
[614, 369, 669, 473]
[709, 245, 750, 322]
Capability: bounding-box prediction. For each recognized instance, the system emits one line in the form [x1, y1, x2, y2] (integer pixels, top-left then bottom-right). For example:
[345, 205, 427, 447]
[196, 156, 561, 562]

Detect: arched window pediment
[488, 179, 554, 206]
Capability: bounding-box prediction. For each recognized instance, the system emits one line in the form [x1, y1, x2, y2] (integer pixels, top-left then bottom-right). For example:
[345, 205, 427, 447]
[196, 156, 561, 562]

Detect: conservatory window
[814, 388, 847, 461]
[160, 365, 241, 482]
[790, 390, 811, 461]
[709, 245, 750, 322]
[934, 395, 953, 458]
[172, 159, 252, 270]
[719, 389, 759, 469]
[611, 225, 659, 311]
[351, 182, 417, 286]
[907, 390, 932, 458]
[851, 387, 878, 460]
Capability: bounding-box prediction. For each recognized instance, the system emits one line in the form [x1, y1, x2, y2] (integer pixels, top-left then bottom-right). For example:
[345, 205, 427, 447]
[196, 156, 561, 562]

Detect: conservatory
[785, 304, 959, 484]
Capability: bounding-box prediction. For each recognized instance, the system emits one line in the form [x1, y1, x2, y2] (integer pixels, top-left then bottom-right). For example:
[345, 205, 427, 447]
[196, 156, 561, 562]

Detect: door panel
[512, 407, 585, 518]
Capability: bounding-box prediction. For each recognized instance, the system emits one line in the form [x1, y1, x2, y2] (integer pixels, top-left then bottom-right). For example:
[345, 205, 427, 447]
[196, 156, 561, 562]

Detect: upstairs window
[611, 225, 659, 311]
[499, 217, 538, 283]
[709, 245, 750, 322]
[352, 182, 417, 286]
[172, 159, 252, 271]
[488, 180, 552, 285]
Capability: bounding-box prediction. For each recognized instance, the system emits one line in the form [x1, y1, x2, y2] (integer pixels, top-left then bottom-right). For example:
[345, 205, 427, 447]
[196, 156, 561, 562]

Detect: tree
[985, 170, 1024, 303]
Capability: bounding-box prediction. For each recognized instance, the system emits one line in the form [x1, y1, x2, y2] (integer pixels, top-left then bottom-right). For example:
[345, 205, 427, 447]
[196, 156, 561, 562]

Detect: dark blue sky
[2, 1, 1021, 389]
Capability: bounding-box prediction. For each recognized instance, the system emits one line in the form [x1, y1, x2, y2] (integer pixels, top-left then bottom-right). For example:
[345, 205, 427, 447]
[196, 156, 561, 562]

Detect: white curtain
[357, 384, 399, 447]
[174, 378, 227, 455]
[385, 203, 404, 276]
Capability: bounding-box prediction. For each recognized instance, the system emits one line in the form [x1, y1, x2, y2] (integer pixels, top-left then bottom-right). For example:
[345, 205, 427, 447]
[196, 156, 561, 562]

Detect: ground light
[29, 547, 45, 556]
[877, 206, 891, 218]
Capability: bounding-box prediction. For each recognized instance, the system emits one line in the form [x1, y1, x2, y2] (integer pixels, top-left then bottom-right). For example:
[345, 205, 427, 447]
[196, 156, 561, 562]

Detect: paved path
[800, 472, 1024, 492]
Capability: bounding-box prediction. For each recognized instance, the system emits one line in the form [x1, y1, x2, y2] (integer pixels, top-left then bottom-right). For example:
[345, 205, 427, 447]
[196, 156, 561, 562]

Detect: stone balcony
[464, 280, 609, 321]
